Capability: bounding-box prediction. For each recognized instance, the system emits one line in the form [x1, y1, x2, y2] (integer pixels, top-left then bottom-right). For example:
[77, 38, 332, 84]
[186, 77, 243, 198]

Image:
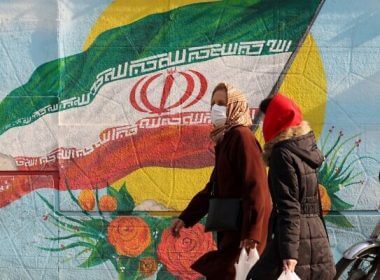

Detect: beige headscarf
[210, 83, 252, 143]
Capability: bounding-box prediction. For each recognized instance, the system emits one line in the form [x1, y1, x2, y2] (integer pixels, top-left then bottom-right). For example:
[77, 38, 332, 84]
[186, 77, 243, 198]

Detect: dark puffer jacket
[248, 130, 336, 280]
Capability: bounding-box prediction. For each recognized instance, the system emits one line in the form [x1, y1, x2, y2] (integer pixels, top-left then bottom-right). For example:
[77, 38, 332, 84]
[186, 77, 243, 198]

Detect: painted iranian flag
[0, 0, 323, 207]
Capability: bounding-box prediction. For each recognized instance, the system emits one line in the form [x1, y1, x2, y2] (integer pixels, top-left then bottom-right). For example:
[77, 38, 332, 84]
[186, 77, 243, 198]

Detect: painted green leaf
[107, 183, 135, 212]
[45, 232, 96, 241]
[156, 264, 176, 280]
[95, 187, 104, 217]
[153, 218, 172, 242]
[325, 214, 354, 228]
[117, 257, 140, 279]
[38, 241, 95, 252]
[79, 240, 116, 268]
[119, 183, 135, 210]
[331, 194, 353, 210]
[81, 219, 109, 236]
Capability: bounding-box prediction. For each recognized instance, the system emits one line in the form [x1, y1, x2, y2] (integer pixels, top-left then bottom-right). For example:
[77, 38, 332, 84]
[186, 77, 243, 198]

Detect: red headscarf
[263, 94, 303, 143]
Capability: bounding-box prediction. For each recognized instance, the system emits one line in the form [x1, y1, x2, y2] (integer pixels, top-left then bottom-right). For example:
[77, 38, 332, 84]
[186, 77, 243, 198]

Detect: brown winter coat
[179, 125, 272, 279]
[248, 123, 336, 280]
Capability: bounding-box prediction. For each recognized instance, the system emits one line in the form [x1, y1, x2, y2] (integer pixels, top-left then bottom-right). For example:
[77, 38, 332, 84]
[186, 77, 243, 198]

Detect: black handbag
[205, 182, 242, 232]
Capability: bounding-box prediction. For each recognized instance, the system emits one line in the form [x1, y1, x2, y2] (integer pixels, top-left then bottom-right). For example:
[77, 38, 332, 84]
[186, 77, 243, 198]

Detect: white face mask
[211, 104, 227, 126]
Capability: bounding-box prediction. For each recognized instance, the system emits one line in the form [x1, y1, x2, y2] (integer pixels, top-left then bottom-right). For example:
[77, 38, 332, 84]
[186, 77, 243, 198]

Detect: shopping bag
[277, 271, 301, 280]
[234, 248, 259, 280]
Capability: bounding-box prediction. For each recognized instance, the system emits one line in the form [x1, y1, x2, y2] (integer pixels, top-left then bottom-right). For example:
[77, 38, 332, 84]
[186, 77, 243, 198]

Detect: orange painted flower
[157, 223, 216, 280]
[107, 216, 151, 257]
[319, 184, 331, 215]
[139, 257, 158, 277]
[99, 195, 117, 212]
[78, 189, 95, 211]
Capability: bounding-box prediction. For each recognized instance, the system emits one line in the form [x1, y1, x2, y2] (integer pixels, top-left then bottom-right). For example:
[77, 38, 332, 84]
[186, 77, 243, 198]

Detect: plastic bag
[234, 248, 259, 280]
[277, 271, 301, 280]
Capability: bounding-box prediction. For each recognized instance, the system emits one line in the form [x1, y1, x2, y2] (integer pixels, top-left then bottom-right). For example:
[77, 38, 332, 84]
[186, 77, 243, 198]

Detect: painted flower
[99, 195, 117, 211]
[78, 189, 95, 211]
[157, 223, 216, 280]
[139, 257, 158, 277]
[319, 184, 331, 215]
[107, 216, 151, 257]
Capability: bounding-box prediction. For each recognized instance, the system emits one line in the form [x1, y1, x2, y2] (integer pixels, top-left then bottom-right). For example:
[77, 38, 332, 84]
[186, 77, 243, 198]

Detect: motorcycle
[334, 175, 380, 280]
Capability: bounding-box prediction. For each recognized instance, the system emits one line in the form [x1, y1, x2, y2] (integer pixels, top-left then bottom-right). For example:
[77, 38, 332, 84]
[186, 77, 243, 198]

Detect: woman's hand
[240, 239, 257, 252]
[170, 218, 185, 237]
[283, 259, 297, 272]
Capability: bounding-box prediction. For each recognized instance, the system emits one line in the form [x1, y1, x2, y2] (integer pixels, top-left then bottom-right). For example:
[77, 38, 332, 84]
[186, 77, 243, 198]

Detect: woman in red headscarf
[247, 94, 336, 280]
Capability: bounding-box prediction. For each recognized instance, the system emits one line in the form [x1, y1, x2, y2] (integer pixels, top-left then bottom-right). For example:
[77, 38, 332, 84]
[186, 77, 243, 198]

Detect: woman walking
[247, 94, 336, 280]
[170, 83, 272, 279]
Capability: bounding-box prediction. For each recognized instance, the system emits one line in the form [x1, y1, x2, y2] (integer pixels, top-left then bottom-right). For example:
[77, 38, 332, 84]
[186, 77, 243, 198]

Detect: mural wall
[0, 0, 379, 279]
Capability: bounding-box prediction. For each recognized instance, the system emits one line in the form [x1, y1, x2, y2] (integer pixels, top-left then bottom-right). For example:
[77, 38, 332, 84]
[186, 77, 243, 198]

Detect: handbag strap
[210, 145, 219, 198]
[210, 181, 216, 198]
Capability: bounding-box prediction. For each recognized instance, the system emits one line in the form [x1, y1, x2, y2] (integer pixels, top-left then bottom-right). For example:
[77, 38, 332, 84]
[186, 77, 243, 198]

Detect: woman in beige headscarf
[170, 83, 272, 279]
